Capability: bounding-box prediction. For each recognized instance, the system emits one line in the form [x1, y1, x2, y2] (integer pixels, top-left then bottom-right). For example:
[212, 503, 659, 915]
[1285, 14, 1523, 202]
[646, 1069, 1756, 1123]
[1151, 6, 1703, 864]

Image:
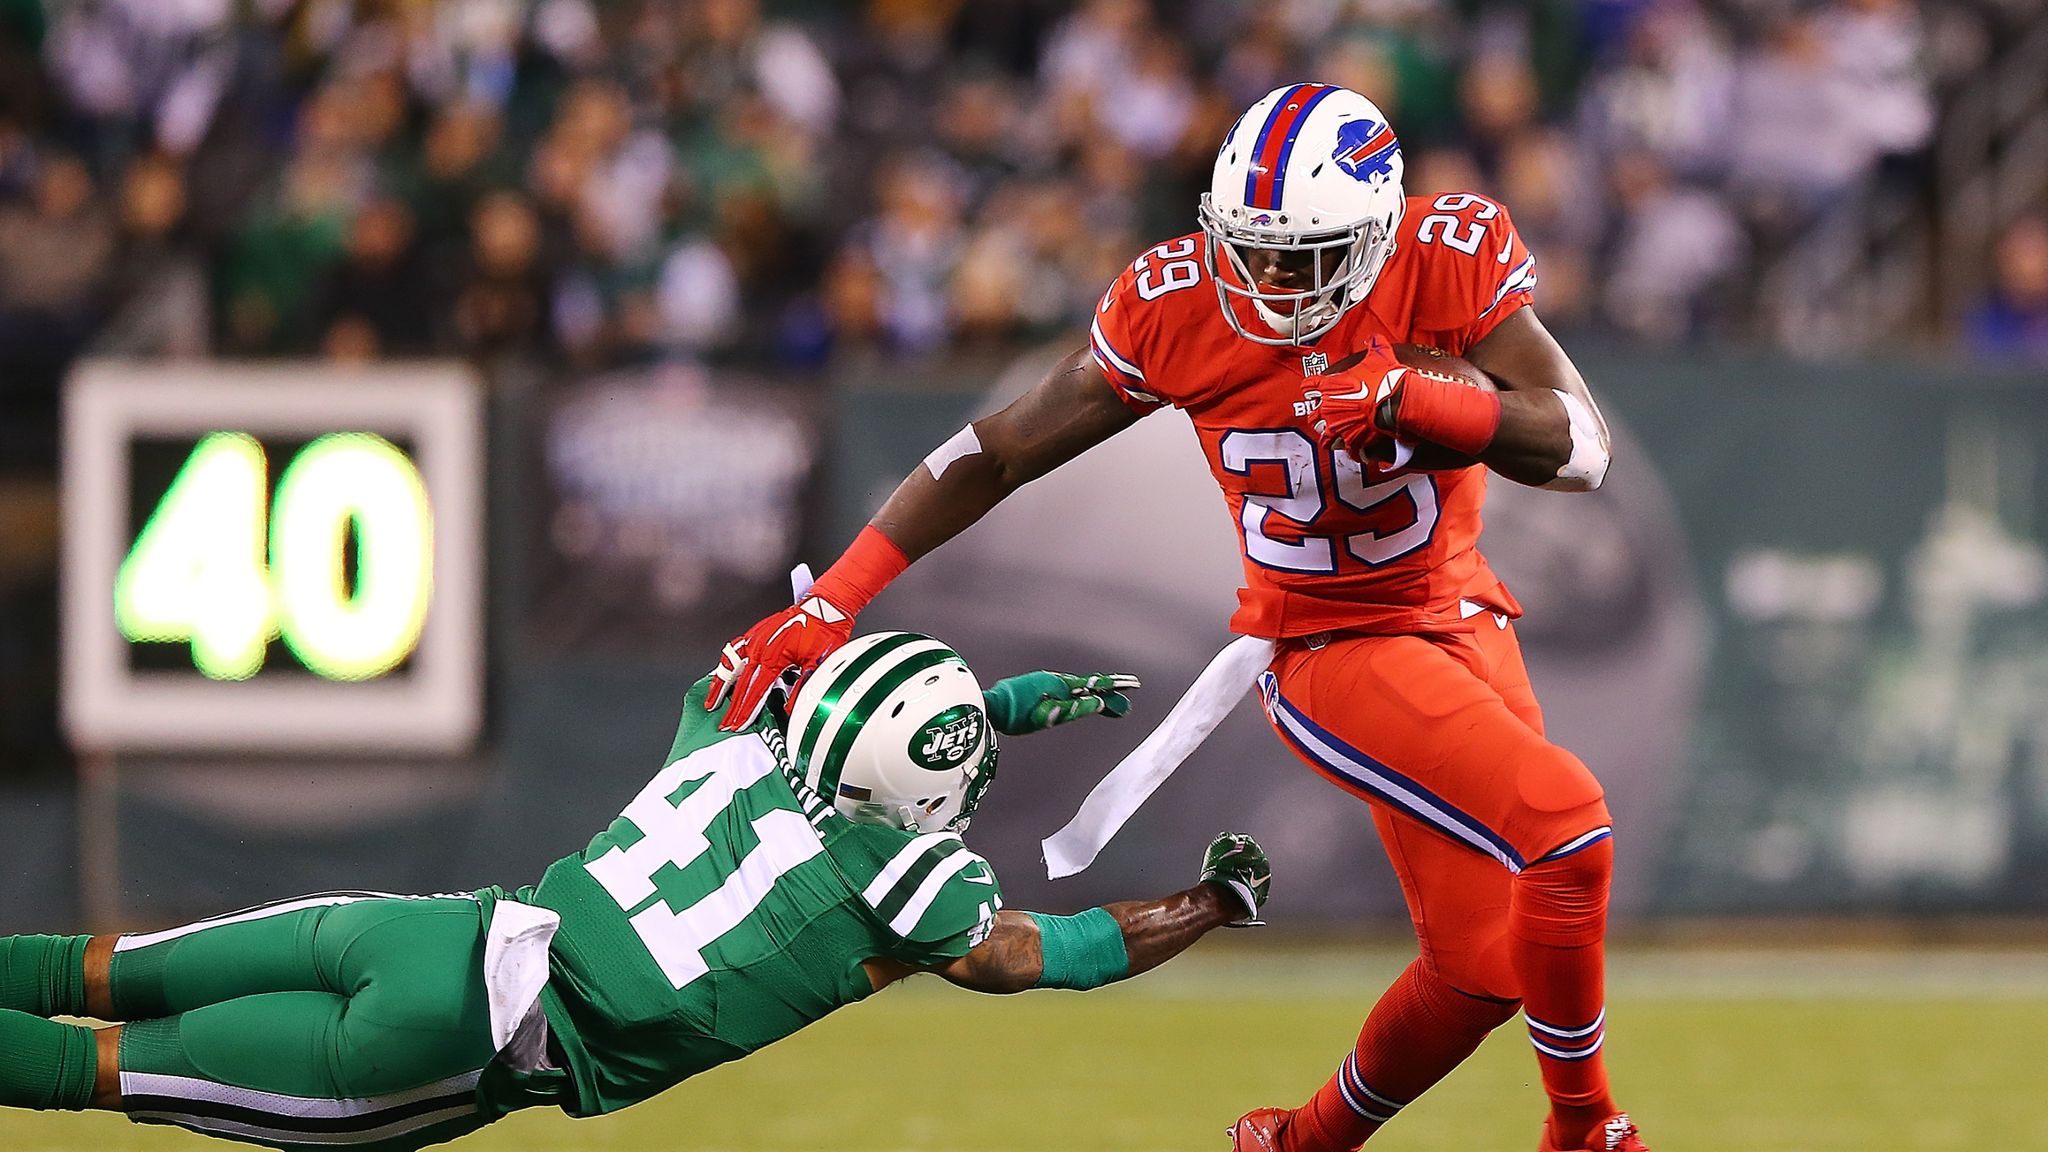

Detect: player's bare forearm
[925, 882, 1237, 995]
[1480, 389, 1573, 486]
[1466, 307, 1611, 491]
[1102, 880, 1241, 979]
[869, 348, 1138, 560]
[706, 350, 1137, 726]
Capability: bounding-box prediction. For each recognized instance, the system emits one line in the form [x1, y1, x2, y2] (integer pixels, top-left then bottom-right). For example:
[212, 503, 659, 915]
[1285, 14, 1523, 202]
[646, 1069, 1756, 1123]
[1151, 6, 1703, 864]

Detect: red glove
[708, 526, 910, 731]
[1306, 359, 1405, 458]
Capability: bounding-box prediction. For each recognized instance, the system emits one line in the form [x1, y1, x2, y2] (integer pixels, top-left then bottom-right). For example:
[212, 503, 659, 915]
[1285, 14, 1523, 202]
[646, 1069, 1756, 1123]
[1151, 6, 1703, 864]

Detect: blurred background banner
[523, 360, 822, 654]
[0, 0, 2046, 934]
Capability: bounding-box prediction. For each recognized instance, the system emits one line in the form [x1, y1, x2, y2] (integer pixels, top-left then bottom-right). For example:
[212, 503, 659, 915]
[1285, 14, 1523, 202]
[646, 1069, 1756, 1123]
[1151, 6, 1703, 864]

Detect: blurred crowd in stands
[0, 0, 2044, 420]
[0, 0, 2045, 778]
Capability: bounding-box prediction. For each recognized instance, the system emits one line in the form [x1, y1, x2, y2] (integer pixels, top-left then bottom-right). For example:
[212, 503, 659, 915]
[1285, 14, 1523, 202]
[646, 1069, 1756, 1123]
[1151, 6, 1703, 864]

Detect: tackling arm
[862, 832, 1270, 995]
[1464, 307, 1611, 491]
[926, 885, 1239, 995]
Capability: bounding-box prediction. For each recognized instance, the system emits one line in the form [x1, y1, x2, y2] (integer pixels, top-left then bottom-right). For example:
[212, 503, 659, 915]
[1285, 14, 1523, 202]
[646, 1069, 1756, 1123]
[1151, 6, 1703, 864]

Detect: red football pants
[1260, 619, 1619, 1148]
[1261, 619, 1611, 997]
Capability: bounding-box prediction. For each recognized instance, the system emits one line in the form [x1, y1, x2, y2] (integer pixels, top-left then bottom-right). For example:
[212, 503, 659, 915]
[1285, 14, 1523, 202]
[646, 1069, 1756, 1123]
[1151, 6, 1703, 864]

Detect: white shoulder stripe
[1477, 254, 1538, 320]
[861, 831, 960, 908]
[1089, 317, 1146, 380]
[889, 849, 981, 936]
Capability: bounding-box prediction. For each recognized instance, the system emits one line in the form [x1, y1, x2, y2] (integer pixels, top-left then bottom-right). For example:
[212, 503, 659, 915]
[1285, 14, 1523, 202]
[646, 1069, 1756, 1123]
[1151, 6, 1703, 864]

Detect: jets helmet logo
[911, 706, 985, 771]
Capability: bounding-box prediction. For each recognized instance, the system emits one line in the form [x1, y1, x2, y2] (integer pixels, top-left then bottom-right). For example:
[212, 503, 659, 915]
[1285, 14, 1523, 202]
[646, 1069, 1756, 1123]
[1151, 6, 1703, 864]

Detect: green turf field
[5, 943, 2045, 1152]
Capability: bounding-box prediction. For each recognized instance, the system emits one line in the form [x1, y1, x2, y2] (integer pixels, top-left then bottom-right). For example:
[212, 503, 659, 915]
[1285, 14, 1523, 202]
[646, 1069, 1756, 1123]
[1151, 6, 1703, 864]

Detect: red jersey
[1088, 192, 1539, 639]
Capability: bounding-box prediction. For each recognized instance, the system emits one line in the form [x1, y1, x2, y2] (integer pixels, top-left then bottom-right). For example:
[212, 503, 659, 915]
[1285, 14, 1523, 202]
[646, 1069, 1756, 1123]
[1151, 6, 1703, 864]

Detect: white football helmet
[785, 632, 997, 833]
[1198, 83, 1407, 346]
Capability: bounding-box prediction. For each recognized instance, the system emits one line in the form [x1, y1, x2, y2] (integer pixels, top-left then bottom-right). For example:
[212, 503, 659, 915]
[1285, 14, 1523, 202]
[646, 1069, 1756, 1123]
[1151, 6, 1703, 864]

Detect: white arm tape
[923, 424, 983, 481]
[1550, 389, 1609, 491]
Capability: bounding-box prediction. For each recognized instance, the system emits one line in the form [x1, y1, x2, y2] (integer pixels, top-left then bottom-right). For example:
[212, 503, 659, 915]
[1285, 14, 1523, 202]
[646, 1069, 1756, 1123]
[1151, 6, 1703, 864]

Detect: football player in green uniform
[0, 632, 1271, 1151]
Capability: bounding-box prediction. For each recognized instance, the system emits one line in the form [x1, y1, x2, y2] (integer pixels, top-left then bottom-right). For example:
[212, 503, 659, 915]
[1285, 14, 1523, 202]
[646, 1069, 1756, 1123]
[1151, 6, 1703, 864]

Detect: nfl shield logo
[1301, 351, 1329, 375]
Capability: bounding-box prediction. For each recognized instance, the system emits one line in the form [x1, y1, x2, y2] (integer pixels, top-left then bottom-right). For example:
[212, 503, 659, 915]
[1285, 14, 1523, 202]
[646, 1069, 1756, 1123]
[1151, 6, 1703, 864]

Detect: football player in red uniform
[708, 84, 1644, 1152]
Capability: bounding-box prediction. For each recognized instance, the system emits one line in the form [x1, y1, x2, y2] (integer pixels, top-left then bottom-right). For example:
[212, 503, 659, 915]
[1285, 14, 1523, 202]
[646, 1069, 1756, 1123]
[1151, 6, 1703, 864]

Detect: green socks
[0, 1009, 97, 1110]
[0, 935, 90, 1017]
[0, 937, 100, 1111]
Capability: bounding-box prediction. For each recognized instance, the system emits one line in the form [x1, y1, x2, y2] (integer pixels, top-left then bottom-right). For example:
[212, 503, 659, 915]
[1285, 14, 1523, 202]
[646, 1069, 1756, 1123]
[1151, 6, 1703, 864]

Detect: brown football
[1358, 343, 1496, 472]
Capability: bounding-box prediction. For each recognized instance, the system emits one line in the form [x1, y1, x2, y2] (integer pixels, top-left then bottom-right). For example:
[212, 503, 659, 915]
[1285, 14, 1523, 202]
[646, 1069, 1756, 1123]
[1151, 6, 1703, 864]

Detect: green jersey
[492, 677, 1004, 1117]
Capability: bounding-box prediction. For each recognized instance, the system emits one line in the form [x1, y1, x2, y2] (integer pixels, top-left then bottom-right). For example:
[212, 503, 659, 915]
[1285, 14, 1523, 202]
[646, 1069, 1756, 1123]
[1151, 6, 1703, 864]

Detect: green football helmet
[785, 631, 999, 833]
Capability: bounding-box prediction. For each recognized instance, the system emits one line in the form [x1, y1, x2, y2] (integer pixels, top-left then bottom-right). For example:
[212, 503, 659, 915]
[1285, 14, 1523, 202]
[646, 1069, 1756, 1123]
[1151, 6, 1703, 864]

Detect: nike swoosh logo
[765, 615, 809, 645]
[960, 866, 995, 885]
[1325, 366, 1409, 404]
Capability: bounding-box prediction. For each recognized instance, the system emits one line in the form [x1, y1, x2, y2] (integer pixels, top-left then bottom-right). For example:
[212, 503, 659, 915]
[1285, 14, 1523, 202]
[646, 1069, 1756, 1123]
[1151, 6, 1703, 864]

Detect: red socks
[1282, 960, 1518, 1152]
[1278, 834, 1616, 1151]
[1511, 836, 1617, 1149]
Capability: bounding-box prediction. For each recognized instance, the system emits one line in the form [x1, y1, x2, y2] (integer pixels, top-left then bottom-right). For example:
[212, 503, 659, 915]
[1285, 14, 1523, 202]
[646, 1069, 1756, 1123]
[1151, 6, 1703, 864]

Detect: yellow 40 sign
[115, 431, 434, 682]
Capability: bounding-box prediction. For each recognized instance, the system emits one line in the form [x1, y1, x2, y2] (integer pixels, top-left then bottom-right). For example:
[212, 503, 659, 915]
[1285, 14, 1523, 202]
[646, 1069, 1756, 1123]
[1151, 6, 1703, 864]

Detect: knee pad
[1418, 925, 1521, 1003]
[1507, 742, 1611, 870]
[1415, 957, 1522, 1034]
[1510, 836, 1613, 948]
[1514, 742, 1607, 816]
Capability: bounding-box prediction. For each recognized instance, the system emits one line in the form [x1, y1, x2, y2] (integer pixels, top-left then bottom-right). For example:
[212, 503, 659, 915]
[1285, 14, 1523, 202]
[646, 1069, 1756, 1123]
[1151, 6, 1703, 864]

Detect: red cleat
[1539, 1112, 1651, 1152]
[1227, 1107, 1291, 1152]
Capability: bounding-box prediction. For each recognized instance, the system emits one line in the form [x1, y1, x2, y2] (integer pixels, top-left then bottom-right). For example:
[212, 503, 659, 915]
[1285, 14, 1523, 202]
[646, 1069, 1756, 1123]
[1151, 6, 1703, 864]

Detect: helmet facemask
[1199, 192, 1399, 347]
[942, 738, 998, 833]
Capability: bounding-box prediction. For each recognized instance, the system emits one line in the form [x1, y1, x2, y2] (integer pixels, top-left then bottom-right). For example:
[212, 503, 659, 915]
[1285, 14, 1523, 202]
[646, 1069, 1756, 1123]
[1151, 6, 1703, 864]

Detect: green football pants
[107, 893, 501, 1152]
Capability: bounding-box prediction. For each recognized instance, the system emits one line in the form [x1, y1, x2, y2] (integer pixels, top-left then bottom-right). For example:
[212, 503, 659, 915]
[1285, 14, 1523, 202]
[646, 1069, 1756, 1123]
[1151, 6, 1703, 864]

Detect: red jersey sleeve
[1090, 269, 1164, 415]
[1404, 192, 1539, 355]
[1090, 235, 1209, 414]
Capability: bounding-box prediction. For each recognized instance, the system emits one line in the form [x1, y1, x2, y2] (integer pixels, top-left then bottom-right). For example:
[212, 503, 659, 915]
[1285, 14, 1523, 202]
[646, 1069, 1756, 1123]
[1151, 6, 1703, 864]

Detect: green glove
[982, 670, 1141, 736]
[1200, 832, 1271, 926]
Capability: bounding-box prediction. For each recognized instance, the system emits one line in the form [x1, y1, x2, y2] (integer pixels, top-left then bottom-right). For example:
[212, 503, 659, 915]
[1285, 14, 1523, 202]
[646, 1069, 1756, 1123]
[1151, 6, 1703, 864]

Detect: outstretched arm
[711, 350, 1140, 729]
[983, 669, 1141, 735]
[869, 833, 1271, 996]
[1464, 307, 1611, 491]
[927, 886, 1236, 994]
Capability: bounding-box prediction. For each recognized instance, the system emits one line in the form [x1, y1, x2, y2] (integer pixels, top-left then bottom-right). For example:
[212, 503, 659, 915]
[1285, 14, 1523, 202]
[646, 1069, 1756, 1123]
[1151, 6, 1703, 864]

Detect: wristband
[808, 526, 910, 616]
[982, 674, 1046, 736]
[1027, 908, 1130, 990]
[1389, 372, 1502, 457]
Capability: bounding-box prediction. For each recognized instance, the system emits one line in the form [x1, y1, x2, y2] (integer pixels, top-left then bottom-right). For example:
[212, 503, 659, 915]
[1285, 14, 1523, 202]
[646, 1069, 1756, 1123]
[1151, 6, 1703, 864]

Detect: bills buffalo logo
[1332, 118, 1401, 184]
[911, 706, 985, 770]
[1249, 212, 1276, 227]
